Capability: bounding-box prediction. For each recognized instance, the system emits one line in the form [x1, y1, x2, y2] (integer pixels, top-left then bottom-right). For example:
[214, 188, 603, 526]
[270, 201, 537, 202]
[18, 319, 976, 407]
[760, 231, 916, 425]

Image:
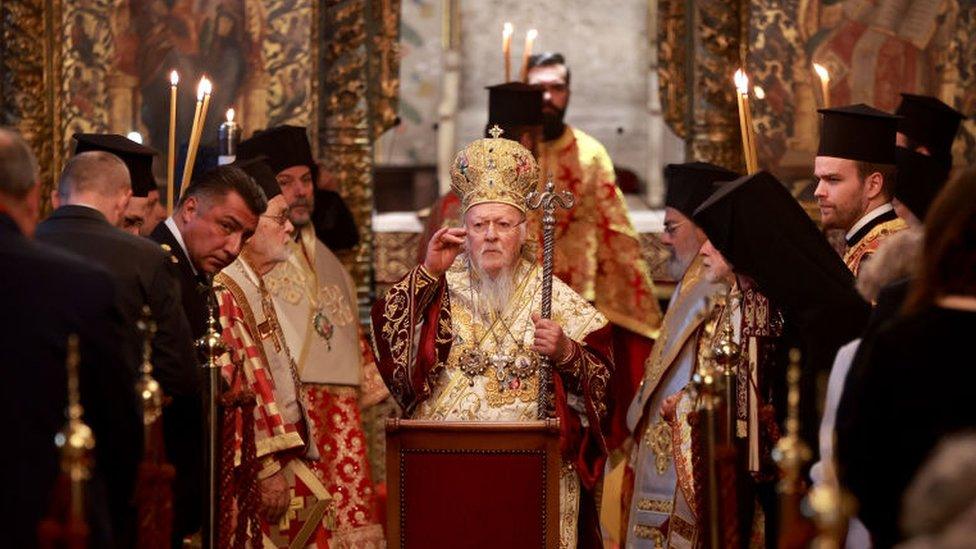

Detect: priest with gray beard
[371, 131, 616, 547]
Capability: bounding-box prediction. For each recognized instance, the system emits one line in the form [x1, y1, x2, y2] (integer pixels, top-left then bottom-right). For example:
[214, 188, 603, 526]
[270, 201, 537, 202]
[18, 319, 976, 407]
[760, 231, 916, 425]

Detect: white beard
[470, 260, 515, 320]
[665, 248, 692, 281]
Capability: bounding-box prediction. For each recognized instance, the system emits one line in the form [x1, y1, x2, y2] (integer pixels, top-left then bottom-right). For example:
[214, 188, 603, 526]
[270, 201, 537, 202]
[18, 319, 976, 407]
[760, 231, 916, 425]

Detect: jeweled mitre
[450, 126, 539, 214]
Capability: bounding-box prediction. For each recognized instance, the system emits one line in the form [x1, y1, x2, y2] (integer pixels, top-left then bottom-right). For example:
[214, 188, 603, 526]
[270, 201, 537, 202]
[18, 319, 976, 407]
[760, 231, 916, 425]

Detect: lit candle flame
[734, 69, 749, 95]
[526, 28, 538, 41]
[503, 22, 513, 39]
[226, 108, 235, 123]
[170, 70, 179, 86]
[197, 76, 212, 100]
[753, 86, 766, 100]
[813, 63, 830, 83]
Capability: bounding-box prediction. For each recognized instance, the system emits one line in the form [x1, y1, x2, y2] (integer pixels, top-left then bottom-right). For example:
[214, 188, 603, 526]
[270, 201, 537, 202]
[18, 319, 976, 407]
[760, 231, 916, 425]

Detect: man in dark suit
[0, 128, 141, 548]
[150, 165, 267, 340]
[36, 139, 201, 547]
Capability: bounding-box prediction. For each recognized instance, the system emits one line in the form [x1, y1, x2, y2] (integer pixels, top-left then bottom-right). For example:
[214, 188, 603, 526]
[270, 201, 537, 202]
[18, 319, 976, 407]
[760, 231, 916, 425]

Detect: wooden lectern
[386, 419, 562, 549]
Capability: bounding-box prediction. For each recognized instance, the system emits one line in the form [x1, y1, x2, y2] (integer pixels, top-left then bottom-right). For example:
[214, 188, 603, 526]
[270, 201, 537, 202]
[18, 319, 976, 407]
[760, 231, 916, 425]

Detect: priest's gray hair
[58, 151, 132, 200]
[0, 128, 39, 199]
[856, 227, 923, 302]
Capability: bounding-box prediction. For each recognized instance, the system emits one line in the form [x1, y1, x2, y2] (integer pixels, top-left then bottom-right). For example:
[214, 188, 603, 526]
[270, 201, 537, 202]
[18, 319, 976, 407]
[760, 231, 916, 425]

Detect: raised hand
[423, 227, 467, 278]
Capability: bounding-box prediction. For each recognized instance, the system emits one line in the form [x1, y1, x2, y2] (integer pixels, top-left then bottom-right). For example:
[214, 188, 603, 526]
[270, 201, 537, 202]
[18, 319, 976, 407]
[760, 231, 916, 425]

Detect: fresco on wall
[749, 0, 975, 175]
[101, 0, 312, 160]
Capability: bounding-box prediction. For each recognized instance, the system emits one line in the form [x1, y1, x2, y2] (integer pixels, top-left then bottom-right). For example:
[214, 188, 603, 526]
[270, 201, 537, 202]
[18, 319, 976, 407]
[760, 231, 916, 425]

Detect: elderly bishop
[371, 133, 615, 547]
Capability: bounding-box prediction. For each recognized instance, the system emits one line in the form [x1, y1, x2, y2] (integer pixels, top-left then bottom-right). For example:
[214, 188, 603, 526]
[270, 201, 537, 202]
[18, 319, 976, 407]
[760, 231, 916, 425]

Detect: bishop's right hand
[423, 227, 467, 278]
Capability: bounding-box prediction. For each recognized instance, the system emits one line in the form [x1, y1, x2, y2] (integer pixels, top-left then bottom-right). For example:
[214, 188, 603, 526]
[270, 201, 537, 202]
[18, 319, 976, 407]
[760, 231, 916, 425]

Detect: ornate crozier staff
[526, 173, 574, 419]
[197, 282, 226, 549]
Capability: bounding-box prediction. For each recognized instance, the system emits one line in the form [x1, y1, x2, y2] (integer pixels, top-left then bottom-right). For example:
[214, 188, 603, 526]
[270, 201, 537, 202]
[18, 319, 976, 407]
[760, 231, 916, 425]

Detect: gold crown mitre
[450, 126, 539, 214]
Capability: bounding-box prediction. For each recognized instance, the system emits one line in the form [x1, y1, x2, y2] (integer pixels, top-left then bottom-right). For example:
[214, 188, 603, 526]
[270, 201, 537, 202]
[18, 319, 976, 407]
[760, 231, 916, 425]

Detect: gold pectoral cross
[259, 295, 283, 352]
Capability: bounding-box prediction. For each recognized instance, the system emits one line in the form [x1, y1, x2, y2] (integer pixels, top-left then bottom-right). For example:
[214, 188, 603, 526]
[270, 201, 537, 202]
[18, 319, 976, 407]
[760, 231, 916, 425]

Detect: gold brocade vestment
[372, 254, 614, 548]
[843, 217, 908, 278]
[414, 257, 608, 548]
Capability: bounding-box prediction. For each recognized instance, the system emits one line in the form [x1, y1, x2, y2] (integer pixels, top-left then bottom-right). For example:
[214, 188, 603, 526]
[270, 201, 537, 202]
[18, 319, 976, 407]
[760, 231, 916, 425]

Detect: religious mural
[106, 0, 313, 159]
[747, 0, 976, 175]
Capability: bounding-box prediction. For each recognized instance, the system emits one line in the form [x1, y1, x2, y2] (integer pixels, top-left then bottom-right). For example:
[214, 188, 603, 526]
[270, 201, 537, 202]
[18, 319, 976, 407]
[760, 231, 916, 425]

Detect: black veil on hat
[239, 125, 359, 250]
[692, 171, 866, 328]
[693, 171, 870, 448]
[237, 125, 316, 179]
[663, 162, 739, 219]
[893, 146, 952, 221]
[73, 133, 159, 197]
[817, 104, 900, 164]
[896, 93, 965, 162]
[233, 156, 280, 200]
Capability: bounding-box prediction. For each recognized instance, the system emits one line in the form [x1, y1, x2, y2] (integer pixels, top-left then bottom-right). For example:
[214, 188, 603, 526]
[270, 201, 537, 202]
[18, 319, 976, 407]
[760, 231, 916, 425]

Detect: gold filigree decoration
[637, 498, 674, 514]
[484, 368, 539, 407]
[645, 418, 673, 475]
[657, 0, 687, 139]
[317, 284, 355, 326]
[450, 135, 538, 214]
[266, 261, 309, 305]
[1, 0, 60, 213]
[633, 523, 665, 546]
[321, 0, 372, 306]
[365, 0, 400, 139]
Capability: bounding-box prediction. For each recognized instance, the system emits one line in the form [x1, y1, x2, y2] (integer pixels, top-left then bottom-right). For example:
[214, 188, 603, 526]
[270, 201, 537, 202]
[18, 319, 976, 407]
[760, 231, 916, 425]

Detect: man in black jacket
[149, 164, 265, 544]
[36, 141, 201, 547]
[150, 165, 266, 341]
[0, 127, 141, 548]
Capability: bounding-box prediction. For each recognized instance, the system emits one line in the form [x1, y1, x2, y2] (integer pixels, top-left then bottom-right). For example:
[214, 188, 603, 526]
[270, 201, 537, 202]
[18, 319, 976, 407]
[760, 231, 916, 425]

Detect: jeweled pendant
[313, 309, 335, 350]
[458, 346, 488, 385]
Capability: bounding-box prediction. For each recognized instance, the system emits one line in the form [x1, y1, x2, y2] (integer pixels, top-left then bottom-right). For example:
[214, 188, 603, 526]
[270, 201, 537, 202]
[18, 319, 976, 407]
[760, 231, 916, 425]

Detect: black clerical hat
[694, 172, 870, 454]
[664, 162, 739, 218]
[72, 133, 159, 197]
[817, 104, 900, 164]
[233, 156, 280, 200]
[237, 125, 316, 177]
[486, 82, 544, 127]
[893, 146, 951, 221]
[692, 171, 860, 322]
[896, 94, 965, 161]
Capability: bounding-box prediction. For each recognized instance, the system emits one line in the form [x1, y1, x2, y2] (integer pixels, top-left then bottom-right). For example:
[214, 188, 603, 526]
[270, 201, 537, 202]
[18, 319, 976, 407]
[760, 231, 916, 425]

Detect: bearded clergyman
[370, 132, 615, 547]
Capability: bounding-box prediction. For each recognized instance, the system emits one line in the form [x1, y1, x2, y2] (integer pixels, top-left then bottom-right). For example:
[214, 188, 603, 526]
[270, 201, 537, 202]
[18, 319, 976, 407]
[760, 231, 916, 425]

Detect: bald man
[36, 151, 201, 546]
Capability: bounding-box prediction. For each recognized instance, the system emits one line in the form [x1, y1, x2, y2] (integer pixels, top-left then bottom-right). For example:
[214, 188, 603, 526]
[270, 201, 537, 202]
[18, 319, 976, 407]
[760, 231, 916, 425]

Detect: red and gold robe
[370, 256, 615, 547]
[843, 216, 908, 278]
[416, 127, 662, 449]
[216, 252, 385, 548]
